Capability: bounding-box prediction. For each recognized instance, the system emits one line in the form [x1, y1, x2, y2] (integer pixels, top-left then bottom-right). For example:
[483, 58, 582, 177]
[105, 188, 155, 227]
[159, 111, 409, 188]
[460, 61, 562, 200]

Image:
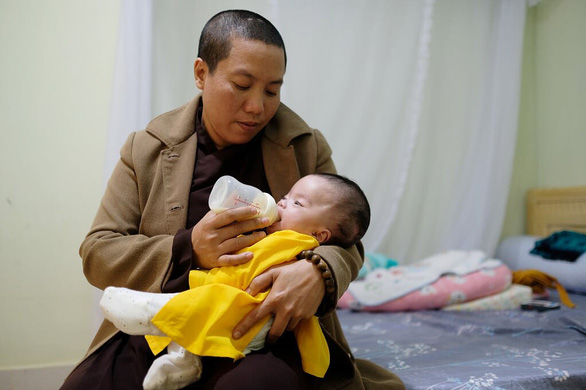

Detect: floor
[0, 364, 74, 390]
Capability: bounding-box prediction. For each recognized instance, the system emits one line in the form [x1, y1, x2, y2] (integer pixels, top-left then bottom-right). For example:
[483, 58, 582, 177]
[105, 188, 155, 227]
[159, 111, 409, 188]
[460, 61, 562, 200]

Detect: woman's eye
[234, 83, 249, 90]
[266, 90, 277, 97]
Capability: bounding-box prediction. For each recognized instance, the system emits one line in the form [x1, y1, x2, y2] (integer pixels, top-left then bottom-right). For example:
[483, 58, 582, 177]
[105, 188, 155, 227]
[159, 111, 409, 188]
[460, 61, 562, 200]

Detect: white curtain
[108, 0, 529, 265]
[97, 0, 153, 331]
[375, 1, 527, 262]
[104, 0, 153, 183]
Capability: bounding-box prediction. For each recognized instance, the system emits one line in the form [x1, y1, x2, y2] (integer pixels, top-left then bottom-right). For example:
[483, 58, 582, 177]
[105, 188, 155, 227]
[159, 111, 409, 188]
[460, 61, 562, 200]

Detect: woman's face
[194, 37, 286, 149]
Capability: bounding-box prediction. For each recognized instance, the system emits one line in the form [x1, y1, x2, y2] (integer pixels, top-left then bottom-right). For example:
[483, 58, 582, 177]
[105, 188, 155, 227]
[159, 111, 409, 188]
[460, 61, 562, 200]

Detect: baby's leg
[100, 286, 177, 336]
[143, 342, 202, 390]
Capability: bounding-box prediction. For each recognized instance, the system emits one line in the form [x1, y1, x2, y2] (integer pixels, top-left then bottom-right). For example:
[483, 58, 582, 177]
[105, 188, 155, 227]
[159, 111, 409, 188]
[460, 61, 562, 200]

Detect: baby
[100, 173, 370, 389]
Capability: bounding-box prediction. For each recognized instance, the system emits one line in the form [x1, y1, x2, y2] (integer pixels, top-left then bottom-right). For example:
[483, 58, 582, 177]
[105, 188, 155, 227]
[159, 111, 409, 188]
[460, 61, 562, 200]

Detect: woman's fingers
[246, 270, 274, 296]
[233, 262, 323, 344]
[213, 207, 267, 231]
[233, 269, 278, 339]
[218, 230, 266, 257]
[266, 312, 288, 345]
[233, 304, 266, 340]
[215, 251, 254, 267]
[191, 208, 272, 269]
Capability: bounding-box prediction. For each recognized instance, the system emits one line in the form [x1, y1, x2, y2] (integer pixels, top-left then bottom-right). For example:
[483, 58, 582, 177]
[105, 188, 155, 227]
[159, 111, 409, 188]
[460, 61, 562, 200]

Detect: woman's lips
[237, 121, 259, 131]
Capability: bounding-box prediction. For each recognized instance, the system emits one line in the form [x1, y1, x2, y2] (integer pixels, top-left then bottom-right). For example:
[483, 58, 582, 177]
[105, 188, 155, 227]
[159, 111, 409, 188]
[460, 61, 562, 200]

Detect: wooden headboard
[526, 186, 586, 236]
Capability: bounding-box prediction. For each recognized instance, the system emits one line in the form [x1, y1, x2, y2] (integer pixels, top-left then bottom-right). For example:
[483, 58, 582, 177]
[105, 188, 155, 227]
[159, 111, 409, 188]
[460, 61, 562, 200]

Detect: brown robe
[63, 95, 404, 389]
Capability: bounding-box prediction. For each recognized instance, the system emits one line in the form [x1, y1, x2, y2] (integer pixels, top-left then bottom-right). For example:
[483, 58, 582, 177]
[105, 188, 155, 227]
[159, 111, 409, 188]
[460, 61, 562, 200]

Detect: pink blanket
[339, 263, 512, 312]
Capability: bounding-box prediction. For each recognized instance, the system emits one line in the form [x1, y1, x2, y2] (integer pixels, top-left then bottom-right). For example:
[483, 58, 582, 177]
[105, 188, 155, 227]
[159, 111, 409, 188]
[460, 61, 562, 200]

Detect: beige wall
[502, 0, 586, 238]
[0, 0, 120, 370]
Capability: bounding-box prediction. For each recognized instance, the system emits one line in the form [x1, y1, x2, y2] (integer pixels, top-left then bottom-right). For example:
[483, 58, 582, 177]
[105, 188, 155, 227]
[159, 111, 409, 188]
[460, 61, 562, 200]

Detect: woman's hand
[191, 207, 272, 269]
[232, 260, 325, 344]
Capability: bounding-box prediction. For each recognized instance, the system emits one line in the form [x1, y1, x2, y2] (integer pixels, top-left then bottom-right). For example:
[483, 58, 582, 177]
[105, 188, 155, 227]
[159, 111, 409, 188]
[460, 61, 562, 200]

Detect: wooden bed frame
[526, 186, 586, 236]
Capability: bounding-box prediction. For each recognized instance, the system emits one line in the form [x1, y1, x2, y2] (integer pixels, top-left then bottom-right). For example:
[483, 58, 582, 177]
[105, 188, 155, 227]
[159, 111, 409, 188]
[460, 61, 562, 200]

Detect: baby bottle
[208, 175, 279, 224]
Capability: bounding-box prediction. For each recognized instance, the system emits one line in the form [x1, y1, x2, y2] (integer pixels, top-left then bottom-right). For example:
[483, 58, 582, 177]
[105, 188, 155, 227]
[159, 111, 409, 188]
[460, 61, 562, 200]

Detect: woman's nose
[243, 93, 264, 115]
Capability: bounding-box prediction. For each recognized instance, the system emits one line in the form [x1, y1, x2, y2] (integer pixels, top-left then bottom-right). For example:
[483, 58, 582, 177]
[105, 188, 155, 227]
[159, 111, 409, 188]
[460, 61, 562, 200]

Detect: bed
[337, 186, 586, 389]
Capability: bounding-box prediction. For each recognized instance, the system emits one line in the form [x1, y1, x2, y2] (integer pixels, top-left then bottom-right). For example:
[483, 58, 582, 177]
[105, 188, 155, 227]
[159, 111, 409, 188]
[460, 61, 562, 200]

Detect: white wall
[0, 0, 120, 371]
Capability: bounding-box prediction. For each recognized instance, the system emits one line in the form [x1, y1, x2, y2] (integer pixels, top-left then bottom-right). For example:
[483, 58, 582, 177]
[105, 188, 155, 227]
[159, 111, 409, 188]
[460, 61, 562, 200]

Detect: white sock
[99, 286, 177, 336]
[143, 342, 203, 390]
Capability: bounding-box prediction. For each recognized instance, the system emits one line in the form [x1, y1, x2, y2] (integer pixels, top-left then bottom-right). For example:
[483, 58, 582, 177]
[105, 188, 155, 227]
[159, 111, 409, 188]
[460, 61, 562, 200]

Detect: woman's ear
[314, 228, 332, 245]
[194, 58, 208, 90]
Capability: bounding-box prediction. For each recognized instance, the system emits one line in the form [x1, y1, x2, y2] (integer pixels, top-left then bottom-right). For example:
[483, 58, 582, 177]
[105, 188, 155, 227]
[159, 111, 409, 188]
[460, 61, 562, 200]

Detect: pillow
[443, 284, 532, 311]
[496, 235, 586, 293]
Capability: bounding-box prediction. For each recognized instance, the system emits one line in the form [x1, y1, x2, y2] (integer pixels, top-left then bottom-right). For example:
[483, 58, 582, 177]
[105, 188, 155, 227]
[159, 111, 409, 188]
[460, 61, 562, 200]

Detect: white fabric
[95, 0, 154, 335]
[348, 250, 501, 306]
[108, 0, 529, 266]
[272, 1, 436, 255]
[100, 287, 173, 336]
[104, 0, 153, 183]
[143, 342, 202, 390]
[374, 0, 526, 262]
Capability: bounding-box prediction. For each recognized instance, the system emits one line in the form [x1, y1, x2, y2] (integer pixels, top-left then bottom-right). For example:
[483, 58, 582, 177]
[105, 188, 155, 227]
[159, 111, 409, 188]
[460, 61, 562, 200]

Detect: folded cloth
[530, 230, 586, 262]
[340, 250, 511, 312]
[512, 269, 575, 308]
[357, 252, 398, 279]
[442, 284, 532, 311]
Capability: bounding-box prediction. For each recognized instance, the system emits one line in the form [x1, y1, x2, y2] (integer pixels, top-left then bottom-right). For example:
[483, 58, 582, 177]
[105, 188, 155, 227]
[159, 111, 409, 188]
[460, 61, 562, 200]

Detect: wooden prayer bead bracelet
[297, 250, 336, 295]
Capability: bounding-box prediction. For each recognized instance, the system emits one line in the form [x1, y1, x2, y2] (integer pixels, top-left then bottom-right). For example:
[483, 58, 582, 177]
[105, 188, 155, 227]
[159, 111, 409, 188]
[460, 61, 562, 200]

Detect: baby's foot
[100, 286, 176, 336]
[143, 342, 202, 390]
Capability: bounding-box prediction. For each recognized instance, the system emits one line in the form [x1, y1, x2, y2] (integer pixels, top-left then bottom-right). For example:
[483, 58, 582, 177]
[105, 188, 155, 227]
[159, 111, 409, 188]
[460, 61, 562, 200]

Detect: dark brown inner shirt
[164, 106, 270, 293]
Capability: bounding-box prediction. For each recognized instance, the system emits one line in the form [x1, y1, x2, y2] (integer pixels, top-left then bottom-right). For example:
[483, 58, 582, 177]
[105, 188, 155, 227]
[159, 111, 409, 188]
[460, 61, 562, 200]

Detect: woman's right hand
[191, 207, 271, 269]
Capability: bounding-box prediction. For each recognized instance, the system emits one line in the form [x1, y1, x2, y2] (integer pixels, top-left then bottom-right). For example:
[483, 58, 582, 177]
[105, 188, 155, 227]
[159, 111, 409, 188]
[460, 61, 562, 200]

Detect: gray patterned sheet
[337, 291, 586, 389]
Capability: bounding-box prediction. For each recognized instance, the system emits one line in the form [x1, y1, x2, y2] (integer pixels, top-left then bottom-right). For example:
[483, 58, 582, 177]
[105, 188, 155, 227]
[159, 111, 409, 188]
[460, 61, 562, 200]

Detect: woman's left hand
[232, 260, 325, 344]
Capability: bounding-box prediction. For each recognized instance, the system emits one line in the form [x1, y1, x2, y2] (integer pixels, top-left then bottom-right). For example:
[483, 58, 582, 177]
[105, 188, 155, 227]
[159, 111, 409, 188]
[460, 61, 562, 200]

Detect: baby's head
[267, 173, 370, 248]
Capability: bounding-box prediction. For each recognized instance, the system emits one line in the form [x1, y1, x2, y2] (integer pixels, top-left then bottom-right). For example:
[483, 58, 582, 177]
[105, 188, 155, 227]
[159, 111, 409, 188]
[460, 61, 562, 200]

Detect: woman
[62, 9, 404, 390]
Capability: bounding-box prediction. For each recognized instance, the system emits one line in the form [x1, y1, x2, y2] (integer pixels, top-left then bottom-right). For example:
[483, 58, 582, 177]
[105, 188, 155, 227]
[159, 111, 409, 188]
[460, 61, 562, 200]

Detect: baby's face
[267, 175, 336, 241]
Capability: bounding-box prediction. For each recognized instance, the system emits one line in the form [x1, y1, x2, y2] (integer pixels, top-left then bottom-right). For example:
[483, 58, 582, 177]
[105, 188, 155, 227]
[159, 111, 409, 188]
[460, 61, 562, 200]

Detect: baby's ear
[314, 228, 332, 244]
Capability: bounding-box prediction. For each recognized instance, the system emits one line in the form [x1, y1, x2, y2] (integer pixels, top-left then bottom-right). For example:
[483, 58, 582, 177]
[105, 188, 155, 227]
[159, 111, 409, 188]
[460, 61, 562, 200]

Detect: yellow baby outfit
[145, 230, 330, 378]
